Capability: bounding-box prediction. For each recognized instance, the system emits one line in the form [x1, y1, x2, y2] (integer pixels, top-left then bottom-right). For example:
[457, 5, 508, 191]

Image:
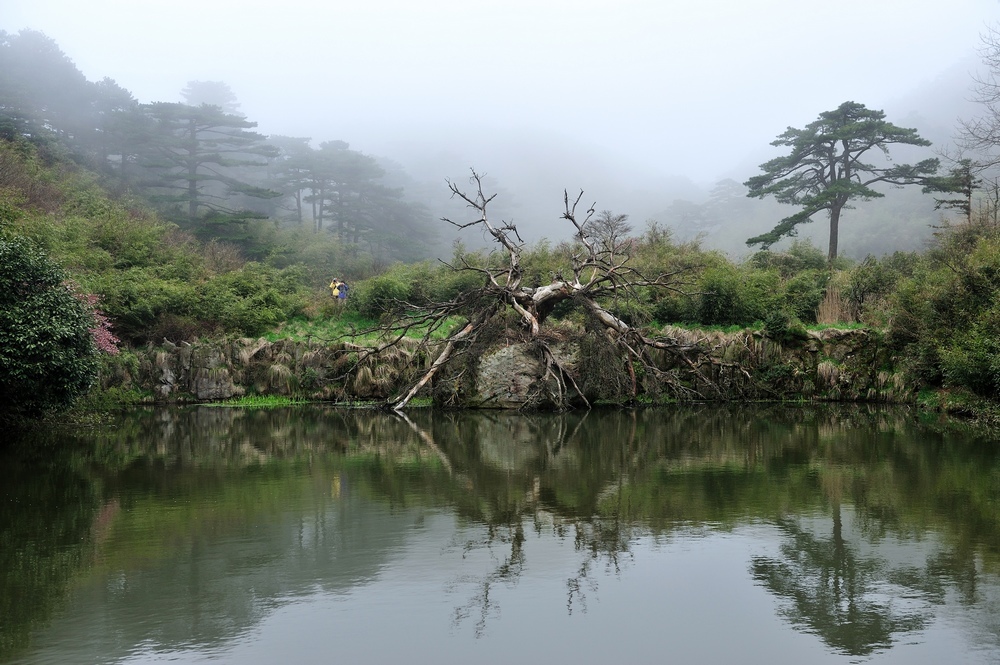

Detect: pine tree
[138, 102, 280, 232]
[746, 101, 939, 261]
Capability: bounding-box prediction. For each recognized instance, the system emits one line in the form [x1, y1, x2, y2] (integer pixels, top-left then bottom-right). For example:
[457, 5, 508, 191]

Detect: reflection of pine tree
[751, 504, 928, 656]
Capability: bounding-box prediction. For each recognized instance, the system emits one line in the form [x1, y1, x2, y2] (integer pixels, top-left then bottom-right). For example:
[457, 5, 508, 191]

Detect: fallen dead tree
[366, 169, 739, 411]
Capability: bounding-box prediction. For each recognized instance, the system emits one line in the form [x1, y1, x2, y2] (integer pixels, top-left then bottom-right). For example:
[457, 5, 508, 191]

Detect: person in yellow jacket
[329, 278, 342, 299]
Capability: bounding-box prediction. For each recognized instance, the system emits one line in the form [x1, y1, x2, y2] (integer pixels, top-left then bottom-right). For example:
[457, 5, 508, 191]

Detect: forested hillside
[0, 30, 439, 262]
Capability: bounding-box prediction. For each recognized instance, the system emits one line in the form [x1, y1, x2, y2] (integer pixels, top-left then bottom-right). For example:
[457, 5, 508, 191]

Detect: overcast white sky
[4, 0, 1000, 197]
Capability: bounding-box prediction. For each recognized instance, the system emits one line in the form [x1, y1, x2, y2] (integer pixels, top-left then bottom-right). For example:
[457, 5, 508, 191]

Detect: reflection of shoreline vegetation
[4, 406, 1000, 658]
[0, 442, 100, 659]
[426, 405, 1000, 646]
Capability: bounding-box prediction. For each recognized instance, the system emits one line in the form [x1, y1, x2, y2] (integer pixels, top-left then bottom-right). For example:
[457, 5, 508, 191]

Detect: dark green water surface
[2, 405, 1000, 664]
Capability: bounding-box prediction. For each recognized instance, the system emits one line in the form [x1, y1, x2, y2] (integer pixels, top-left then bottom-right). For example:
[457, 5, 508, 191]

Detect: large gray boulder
[444, 340, 584, 409]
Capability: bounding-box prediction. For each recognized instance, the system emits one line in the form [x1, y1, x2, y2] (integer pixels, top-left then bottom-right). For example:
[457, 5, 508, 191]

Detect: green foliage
[938, 308, 1000, 396]
[517, 239, 569, 289]
[207, 395, 310, 408]
[929, 237, 1000, 396]
[343, 257, 488, 321]
[349, 272, 412, 320]
[197, 262, 308, 337]
[782, 270, 827, 323]
[427, 265, 486, 303]
[696, 264, 783, 326]
[886, 219, 1000, 398]
[88, 269, 199, 341]
[762, 311, 810, 345]
[74, 385, 151, 412]
[86, 211, 163, 269]
[750, 240, 827, 278]
[0, 189, 27, 228]
[666, 245, 835, 328]
[602, 297, 652, 328]
[0, 235, 98, 421]
[91, 262, 308, 343]
[650, 295, 689, 326]
[756, 359, 798, 384]
[846, 252, 918, 324]
[627, 223, 706, 325]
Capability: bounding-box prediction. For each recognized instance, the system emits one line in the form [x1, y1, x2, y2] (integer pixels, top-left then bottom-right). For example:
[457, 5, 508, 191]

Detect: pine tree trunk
[828, 205, 841, 262]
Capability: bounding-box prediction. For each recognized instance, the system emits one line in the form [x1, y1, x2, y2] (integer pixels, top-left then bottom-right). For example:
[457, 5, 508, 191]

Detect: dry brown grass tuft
[817, 285, 852, 325]
[817, 360, 841, 388]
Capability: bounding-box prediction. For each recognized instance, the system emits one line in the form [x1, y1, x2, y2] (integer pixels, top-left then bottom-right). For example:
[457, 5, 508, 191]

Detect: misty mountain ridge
[324, 56, 984, 261]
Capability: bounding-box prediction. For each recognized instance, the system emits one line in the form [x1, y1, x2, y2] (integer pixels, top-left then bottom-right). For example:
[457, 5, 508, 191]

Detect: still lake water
[2, 405, 1000, 664]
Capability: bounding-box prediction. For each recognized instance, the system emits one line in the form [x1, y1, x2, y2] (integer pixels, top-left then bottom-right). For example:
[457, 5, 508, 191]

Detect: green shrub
[847, 252, 918, 322]
[89, 269, 197, 342]
[349, 273, 412, 319]
[762, 310, 809, 345]
[606, 298, 653, 327]
[696, 266, 742, 325]
[0, 235, 98, 421]
[696, 265, 782, 326]
[750, 239, 827, 277]
[90, 261, 307, 342]
[783, 269, 827, 323]
[196, 263, 307, 337]
[0, 189, 27, 229]
[884, 224, 1000, 397]
[425, 264, 486, 304]
[937, 303, 1000, 397]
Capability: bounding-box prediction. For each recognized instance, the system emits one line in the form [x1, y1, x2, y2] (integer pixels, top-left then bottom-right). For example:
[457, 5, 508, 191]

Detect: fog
[4, 0, 999, 254]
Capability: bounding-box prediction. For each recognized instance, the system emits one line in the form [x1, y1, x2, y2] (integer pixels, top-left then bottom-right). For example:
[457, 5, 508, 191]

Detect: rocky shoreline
[101, 326, 911, 409]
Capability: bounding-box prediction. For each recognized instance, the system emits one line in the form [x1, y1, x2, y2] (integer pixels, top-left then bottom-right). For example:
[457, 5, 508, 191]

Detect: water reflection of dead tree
[565, 417, 638, 613]
[451, 498, 636, 634]
[542, 411, 589, 463]
[393, 410, 453, 475]
[452, 522, 525, 638]
[452, 514, 635, 632]
[439, 410, 640, 634]
[567, 514, 635, 615]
